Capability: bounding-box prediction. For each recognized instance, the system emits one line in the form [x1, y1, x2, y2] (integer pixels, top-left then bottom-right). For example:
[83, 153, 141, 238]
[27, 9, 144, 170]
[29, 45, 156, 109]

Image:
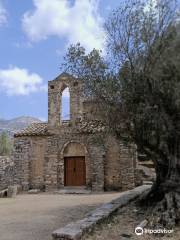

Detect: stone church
[14, 73, 136, 192]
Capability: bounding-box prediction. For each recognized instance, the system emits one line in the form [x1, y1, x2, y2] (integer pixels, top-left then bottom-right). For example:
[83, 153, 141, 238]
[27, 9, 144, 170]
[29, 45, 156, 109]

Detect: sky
[0, 0, 121, 121]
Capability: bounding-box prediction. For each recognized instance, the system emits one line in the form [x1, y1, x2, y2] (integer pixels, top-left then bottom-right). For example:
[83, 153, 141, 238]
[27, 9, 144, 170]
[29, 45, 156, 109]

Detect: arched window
[61, 87, 70, 120]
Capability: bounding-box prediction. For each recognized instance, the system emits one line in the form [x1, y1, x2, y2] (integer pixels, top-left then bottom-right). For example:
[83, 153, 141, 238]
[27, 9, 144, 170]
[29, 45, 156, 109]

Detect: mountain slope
[0, 116, 42, 136]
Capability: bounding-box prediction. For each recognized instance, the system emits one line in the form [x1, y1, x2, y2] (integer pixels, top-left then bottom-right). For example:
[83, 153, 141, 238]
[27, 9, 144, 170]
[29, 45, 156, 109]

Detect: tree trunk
[140, 154, 180, 228]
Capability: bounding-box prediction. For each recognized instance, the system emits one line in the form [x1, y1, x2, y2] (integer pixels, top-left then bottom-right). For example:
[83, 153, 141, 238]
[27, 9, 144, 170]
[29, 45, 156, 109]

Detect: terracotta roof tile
[14, 120, 106, 137]
[14, 123, 49, 137]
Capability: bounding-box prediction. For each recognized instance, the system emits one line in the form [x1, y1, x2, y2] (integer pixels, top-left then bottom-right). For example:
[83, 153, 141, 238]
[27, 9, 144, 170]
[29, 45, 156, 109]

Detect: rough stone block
[7, 185, 17, 198]
[0, 189, 8, 198]
[28, 189, 41, 194]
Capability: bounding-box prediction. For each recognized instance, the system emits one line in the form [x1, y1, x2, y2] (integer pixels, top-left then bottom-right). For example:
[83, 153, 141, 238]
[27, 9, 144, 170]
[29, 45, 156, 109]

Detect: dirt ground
[83, 202, 180, 240]
[0, 192, 121, 240]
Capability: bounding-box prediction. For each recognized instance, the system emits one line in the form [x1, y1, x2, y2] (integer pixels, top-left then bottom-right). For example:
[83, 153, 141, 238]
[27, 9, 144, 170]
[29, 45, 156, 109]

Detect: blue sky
[0, 0, 120, 121]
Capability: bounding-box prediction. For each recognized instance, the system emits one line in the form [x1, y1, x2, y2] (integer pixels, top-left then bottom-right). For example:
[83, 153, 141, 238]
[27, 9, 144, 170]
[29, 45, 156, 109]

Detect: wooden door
[64, 157, 86, 186]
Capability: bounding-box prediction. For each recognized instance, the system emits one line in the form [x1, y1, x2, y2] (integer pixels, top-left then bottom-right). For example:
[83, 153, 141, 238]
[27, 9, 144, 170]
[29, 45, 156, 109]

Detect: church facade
[14, 73, 136, 192]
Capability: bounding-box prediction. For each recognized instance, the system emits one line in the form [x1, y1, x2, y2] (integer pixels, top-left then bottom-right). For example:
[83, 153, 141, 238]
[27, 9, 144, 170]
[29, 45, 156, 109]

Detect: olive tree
[62, 0, 180, 227]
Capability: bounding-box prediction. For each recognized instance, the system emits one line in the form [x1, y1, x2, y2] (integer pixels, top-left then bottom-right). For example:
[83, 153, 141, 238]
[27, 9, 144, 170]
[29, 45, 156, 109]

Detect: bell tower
[48, 73, 83, 128]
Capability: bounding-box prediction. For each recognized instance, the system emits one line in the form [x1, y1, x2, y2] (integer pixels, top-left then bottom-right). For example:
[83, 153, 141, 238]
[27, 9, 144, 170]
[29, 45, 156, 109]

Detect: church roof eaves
[14, 122, 50, 137]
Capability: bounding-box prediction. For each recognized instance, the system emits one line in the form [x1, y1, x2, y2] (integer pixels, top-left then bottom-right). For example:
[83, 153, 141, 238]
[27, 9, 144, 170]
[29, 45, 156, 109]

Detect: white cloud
[22, 0, 105, 51]
[0, 1, 7, 26]
[0, 66, 46, 96]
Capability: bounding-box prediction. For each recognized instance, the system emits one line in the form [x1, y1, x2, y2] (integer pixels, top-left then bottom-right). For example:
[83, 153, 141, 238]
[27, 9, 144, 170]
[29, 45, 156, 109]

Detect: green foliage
[62, 43, 108, 97]
[0, 132, 12, 156]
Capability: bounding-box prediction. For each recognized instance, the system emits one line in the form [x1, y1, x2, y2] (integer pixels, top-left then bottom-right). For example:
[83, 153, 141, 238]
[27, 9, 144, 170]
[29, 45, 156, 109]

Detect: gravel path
[0, 192, 120, 240]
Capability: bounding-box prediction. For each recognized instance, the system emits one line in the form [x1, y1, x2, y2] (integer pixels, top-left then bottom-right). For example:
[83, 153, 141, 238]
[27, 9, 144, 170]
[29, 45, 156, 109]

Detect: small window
[61, 88, 70, 120]
[50, 85, 54, 89]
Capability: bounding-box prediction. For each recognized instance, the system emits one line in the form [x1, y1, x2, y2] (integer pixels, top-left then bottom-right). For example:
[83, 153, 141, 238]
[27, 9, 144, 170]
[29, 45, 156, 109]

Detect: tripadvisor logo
[135, 227, 143, 236]
[135, 226, 174, 235]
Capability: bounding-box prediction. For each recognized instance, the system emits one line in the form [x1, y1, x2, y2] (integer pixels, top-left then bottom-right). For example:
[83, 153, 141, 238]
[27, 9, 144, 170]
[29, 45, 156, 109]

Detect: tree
[62, 0, 180, 227]
[0, 132, 12, 156]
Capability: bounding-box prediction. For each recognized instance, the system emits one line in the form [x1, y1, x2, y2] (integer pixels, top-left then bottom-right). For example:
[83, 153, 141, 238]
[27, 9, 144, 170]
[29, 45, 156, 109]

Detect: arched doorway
[63, 142, 86, 186]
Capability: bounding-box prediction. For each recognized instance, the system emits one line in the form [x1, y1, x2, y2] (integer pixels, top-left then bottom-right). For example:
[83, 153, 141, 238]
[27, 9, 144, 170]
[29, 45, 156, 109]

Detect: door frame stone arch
[58, 141, 91, 188]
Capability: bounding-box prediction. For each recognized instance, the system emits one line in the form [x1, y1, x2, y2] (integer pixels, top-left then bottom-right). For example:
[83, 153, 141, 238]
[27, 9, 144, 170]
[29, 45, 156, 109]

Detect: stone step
[142, 181, 153, 185]
[54, 187, 91, 194]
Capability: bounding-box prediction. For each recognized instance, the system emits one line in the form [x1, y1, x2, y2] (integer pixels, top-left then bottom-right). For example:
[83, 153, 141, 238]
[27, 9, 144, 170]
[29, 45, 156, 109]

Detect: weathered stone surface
[52, 185, 151, 240]
[0, 189, 7, 198]
[136, 219, 148, 229]
[7, 185, 17, 198]
[135, 164, 156, 186]
[55, 188, 91, 194]
[52, 226, 83, 240]
[0, 156, 14, 191]
[28, 189, 41, 194]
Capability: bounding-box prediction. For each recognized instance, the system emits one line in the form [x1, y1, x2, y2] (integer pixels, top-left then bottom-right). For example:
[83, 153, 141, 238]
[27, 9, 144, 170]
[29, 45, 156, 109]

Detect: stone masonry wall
[14, 137, 46, 190]
[44, 130, 136, 192]
[104, 136, 136, 191]
[44, 129, 105, 191]
[14, 138, 31, 190]
[120, 143, 136, 191]
[104, 136, 122, 191]
[0, 156, 14, 190]
[48, 74, 83, 128]
[14, 131, 136, 192]
[30, 137, 46, 190]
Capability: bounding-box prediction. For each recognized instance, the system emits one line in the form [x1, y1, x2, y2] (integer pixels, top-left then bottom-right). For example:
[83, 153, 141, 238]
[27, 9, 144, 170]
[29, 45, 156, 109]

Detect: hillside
[0, 116, 42, 137]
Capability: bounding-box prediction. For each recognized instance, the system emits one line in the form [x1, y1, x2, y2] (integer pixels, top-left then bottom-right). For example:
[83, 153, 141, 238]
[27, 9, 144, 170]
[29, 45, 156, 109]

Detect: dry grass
[83, 202, 180, 240]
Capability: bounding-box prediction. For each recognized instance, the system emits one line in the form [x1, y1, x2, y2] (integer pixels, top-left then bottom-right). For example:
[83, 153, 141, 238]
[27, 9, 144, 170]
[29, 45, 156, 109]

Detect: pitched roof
[52, 72, 76, 82]
[14, 120, 106, 138]
[14, 122, 49, 137]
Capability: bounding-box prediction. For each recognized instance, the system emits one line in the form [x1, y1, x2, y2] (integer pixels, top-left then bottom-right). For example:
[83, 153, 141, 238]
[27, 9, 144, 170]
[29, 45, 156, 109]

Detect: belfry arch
[61, 87, 70, 121]
[48, 73, 83, 127]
